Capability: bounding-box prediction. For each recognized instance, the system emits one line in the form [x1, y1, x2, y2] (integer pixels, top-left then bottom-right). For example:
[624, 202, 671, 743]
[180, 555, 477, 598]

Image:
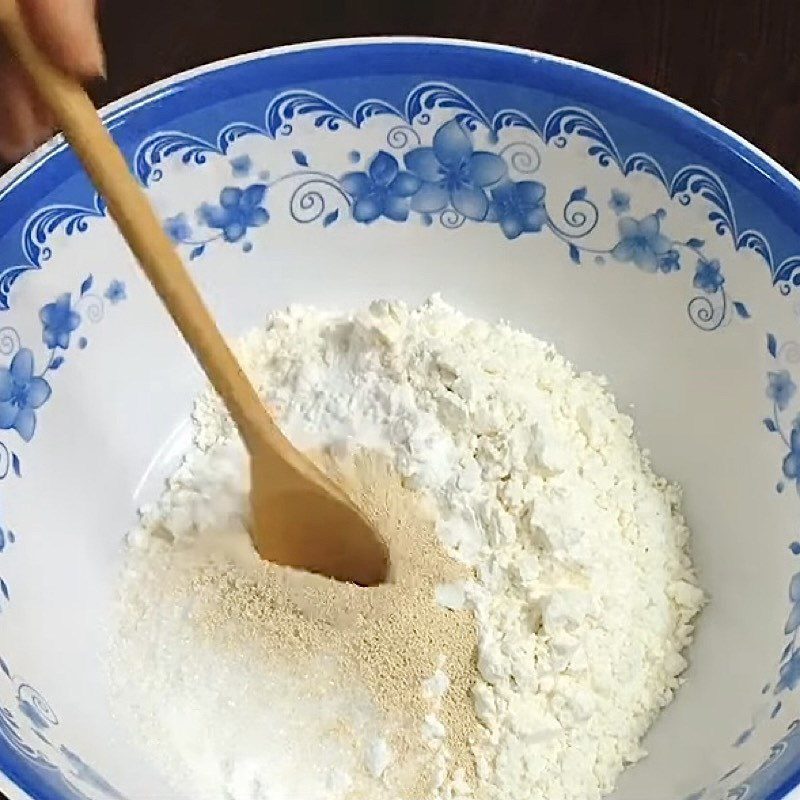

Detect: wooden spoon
[0, 1, 389, 586]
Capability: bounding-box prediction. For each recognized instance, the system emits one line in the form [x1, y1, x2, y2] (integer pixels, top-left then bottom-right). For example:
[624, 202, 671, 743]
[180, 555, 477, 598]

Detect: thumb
[19, 0, 104, 79]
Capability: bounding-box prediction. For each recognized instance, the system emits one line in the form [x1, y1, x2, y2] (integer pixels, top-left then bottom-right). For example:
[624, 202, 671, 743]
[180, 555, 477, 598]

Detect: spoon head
[249, 456, 390, 586]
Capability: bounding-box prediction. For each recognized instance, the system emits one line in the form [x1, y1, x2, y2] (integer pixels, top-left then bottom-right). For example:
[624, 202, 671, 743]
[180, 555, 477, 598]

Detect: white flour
[110, 296, 703, 800]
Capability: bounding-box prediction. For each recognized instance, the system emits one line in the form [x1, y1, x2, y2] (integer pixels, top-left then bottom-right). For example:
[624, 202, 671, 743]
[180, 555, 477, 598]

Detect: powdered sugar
[111, 296, 703, 800]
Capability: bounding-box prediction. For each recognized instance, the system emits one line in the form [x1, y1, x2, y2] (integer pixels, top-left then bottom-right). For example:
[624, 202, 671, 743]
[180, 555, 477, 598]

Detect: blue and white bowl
[0, 37, 799, 800]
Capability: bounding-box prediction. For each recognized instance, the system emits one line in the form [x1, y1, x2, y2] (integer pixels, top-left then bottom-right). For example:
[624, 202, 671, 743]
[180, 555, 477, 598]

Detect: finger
[0, 59, 55, 161]
[19, 0, 104, 78]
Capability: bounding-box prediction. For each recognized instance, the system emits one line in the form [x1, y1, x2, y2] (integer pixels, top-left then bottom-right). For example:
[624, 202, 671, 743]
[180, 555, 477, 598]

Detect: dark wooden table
[6, 0, 800, 175]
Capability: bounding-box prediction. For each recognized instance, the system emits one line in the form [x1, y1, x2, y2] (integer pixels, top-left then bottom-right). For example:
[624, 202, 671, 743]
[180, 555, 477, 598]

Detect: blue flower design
[694, 259, 725, 293]
[768, 370, 797, 411]
[104, 280, 126, 304]
[609, 189, 630, 215]
[611, 214, 672, 273]
[199, 184, 269, 243]
[0, 349, 51, 442]
[659, 249, 681, 273]
[164, 213, 191, 244]
[341, 151, 421, 223]
[783, 427, 800, 490]
[39, 293, 80, 350]
[486, 181, 547, 239]
[777, 648, 800, 692]
[404, 119, 507, 221]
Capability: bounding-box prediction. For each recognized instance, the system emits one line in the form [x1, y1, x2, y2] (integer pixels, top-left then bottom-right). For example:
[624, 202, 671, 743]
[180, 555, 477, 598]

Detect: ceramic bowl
[0, 37, 799, 800]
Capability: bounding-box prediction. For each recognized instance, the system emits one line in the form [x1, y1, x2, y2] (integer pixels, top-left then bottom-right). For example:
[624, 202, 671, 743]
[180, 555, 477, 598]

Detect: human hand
[0, 0, 103, 162]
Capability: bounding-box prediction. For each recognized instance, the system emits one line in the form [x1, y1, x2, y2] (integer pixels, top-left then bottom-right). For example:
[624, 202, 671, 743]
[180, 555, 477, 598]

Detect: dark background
[83, 0, 800, 175]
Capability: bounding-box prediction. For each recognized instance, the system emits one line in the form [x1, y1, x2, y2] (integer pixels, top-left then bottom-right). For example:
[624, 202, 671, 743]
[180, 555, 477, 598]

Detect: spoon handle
[0, 0, 282, 452]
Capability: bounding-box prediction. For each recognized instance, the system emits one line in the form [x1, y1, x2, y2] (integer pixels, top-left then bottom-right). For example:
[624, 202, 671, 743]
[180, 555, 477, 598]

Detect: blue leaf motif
[569, 244, 581, 264]
[79, 274, 93, 296]
[492, 109, 541, 137]
[683, 790, 705, 800]
[734, 301, 751, 319]
[783, 642, 794, 661]
[404, 83, 490, 131]
[671, 166, 736, 240]
[791, 541, 800, 555]
[569, 187, 587, 203]
[774, 256, 800, 290]
[543, 108, 621, 169]
[134, 131, 220, 185]
[791, 572, 800, 601]
[0, 578, 8, 600]
[189, 245, 206, 261]
[786, 601, 800, 634]
[686, 238, 705, 249]
[738, 230, 773, 268]
[218, 123, 265, 151]
[352, 99, 404, 127]
[292, 150, 309, 167]
[769, 333, 778, 358]
[265, 90, 352, 137]
[733, 728, 753, 747]
[773, 701, 783, 718]
[323, 209, 339, 227]
[22, 196, 107, 268]
[764, 418, 778, 432]
[11, 453, 20, 477]
[623, 153, 667, 183]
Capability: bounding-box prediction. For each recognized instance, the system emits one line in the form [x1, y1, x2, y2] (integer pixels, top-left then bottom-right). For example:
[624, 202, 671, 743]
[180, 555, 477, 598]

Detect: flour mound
[111, 296, 703, 800]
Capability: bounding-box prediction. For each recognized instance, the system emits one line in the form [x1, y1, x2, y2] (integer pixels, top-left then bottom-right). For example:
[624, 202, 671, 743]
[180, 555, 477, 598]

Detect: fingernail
[96, 49, 107, 80]
[77, 24, 106, 79]
[86, 42, 106, 79]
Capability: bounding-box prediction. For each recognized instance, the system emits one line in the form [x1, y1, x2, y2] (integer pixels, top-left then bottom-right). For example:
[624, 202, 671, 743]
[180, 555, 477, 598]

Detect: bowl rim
[3, 35, 800, 205]
[1, 35, 799, 800]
